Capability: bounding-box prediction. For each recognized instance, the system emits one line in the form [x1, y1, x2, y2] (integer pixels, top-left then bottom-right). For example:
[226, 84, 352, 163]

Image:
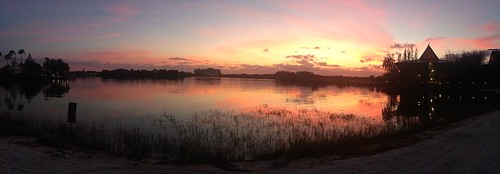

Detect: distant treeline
[223, 71, 383, 86]
[84, 69, 383, 86]
[97, 69, 193, 79]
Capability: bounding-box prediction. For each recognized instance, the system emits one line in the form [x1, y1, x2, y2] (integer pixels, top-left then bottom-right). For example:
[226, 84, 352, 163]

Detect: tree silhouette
[4, 52, 13, 65]
[382, 53, 397, 73]
[20, 57, 43, 75]
[43, 57, 70, 77]
[8, 50, 16, 64]
[17, 49, 25, 64]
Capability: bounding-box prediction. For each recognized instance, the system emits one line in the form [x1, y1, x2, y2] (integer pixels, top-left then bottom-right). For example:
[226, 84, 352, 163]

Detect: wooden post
[67, 102, 77, 123]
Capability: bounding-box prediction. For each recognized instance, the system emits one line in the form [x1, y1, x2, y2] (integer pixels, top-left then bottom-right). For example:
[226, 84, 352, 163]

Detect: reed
[0, 108, 424, 162]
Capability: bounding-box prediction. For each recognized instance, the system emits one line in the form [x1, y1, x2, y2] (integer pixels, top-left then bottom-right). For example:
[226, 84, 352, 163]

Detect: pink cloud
[105, 3, 139, 22]
[484, 22, 499, 32]
[459, 35, 500, 48]
[39, 32, 121, 43]
[424, 37, 447, 43]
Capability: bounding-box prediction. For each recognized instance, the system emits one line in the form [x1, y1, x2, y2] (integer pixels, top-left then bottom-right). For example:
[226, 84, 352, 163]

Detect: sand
[2, 110, 500, 174]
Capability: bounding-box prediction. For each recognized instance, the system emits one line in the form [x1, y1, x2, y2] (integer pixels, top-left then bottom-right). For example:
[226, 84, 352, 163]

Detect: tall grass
[0, 108, 421, 162]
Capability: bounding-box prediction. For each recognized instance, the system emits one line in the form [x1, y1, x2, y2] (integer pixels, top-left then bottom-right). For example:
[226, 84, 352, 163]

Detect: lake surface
[1, 77, 498, 126]
[0, 77, 387, 123]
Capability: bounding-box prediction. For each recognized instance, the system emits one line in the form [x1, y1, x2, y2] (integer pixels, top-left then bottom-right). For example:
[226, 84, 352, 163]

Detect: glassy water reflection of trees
[1, 80, 70, 111]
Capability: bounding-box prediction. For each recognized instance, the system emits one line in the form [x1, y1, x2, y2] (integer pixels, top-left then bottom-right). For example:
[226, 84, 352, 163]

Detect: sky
[1, 0, 499, 76]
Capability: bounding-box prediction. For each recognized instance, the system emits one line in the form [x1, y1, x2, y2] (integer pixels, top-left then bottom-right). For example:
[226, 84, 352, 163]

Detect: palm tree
[18, 49, 25, 64]
[8, 50, 16, 65]
[4, 52, 12, 65]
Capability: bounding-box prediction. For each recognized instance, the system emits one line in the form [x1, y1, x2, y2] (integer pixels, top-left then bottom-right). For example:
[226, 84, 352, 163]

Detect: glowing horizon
[1, 0, 499, 76]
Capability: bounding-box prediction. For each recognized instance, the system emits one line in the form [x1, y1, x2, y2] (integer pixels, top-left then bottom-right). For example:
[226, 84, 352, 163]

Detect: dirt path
[274, 110, 500, 174]
[2, 110, 500, 173]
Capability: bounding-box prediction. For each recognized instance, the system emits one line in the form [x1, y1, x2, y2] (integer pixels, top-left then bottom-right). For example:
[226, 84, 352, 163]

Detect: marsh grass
[0, 108, 423, 162]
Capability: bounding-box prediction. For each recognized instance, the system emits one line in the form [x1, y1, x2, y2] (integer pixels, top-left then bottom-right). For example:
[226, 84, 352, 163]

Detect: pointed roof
[419, 44, 439, 62]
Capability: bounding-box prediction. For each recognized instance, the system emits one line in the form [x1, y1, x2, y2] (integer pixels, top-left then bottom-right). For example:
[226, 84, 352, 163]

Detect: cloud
[105, 3, 139, 22]
[168, 57, 188, 61]
[286, 54, 315, 60]
[424, 37, 446, 43]
[460, 35, 500, 48]
[316, 62, 340, 67]
[484, 22, 499, 32]
[38, 32, 121, 43]
[390, 43, 417, 49]
[299, 46, 321, 49]
[420, 35, 499, 53]
[359, 57, 374, 63]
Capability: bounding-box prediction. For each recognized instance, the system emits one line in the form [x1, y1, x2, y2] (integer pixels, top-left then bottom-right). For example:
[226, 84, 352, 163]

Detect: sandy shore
[2, 110, 500, 174]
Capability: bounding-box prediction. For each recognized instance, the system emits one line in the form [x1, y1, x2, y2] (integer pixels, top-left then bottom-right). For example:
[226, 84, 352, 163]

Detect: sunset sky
[1, 0, 499, 76]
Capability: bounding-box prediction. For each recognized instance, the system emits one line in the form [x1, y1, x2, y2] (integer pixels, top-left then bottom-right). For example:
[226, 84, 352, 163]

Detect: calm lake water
[1, 77, 498, 126]
[0, 77, 386, 123]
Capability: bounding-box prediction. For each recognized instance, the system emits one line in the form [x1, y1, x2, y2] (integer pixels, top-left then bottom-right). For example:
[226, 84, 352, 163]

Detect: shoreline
[2, 110, 500, 173]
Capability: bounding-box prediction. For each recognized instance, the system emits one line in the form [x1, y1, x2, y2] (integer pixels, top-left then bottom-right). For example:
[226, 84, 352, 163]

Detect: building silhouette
[489, 49, 500, 65]
[396, 44, 463, 85]
[194, 68, 221, 76]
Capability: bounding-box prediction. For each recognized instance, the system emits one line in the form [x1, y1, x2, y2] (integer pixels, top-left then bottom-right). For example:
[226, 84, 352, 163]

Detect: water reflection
[193, 76, 221, 85]
[1, 77, 388, 123]
[43, 82, 70, 98]
[382, 90, 500, 128]
[1, 77, 498, 127]
[1, 80, 70, 111]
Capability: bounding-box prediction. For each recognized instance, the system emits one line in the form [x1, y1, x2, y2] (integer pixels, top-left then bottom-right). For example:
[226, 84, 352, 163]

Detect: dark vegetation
[92, 68, 382, 86]
[1, 89, 499, 162]
[222, 72, 383, 87]
[98, 69, 192, 80]
[382, 49, 500, 88]
[1, 49, 70, 81]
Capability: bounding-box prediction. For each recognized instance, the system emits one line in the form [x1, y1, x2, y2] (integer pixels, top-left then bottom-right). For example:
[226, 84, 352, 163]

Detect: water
[1, 77, 499, 127]
[2, 77, 499, 160]
[0, 77, 388, 123]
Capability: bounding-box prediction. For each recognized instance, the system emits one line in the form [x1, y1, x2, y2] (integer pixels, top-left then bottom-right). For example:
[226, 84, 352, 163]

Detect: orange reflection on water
[65, 77, 387, 121]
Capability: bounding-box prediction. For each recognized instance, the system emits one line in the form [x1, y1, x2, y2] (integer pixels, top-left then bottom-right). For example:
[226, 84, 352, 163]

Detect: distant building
[194, 68, 221, 76]
[396, 44, 462, 84]
[489, 49, 500, 65]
